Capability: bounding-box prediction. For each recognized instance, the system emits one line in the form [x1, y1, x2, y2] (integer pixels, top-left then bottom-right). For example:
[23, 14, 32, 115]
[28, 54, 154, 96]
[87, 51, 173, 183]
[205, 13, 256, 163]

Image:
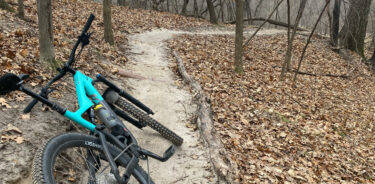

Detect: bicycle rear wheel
[32, 133, 154, 184]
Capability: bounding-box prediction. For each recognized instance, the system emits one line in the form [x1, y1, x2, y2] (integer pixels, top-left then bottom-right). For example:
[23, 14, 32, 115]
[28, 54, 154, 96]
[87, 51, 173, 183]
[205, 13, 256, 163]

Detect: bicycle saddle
[0, 73, 28, 95]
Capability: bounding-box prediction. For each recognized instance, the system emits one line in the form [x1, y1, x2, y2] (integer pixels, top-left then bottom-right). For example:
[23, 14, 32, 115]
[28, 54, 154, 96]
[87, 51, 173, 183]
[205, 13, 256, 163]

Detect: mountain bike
[0, 14, 183, 184]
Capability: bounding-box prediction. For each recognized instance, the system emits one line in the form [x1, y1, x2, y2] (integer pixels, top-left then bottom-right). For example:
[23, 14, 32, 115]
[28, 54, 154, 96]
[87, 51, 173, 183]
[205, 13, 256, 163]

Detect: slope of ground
[0, 1, 210, 183]
[0, 0, 209, 79]
[169, 34, 375, 183]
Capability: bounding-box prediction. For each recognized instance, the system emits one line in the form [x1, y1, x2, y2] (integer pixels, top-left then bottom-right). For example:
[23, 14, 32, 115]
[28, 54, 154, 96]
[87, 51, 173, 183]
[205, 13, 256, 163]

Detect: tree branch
[243, 0, 285, 47]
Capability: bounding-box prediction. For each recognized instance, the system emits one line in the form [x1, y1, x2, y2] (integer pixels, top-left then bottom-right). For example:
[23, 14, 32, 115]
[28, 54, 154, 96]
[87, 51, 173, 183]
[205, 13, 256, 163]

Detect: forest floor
[169, 33, 375, 183]
[1, 0, 375, 184]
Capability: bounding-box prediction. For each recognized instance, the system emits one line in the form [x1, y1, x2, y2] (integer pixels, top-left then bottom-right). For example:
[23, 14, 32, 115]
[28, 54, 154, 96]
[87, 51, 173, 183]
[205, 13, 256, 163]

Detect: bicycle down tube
[63, 71, 102, 132]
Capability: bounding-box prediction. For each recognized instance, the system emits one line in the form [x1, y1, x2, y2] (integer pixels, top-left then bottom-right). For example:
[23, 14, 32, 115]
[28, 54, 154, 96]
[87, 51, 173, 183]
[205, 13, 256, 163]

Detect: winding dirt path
[117, 28, 285, 183]
[122, 30, 214, 183]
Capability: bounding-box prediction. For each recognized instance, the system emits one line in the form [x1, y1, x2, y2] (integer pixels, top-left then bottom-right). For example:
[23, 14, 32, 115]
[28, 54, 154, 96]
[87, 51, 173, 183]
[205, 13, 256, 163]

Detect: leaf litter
[169, 34, 375, 183]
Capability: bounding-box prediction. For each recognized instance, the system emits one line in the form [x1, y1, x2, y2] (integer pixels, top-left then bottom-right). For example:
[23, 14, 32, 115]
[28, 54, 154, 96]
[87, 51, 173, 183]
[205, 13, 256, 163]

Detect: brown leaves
[0, 98, 11, 108]
[1, 124, 24, 144]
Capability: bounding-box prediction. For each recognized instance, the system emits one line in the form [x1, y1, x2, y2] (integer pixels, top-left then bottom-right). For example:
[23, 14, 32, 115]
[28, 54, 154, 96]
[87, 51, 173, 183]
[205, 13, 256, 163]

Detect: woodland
[1, 0, 375, 183]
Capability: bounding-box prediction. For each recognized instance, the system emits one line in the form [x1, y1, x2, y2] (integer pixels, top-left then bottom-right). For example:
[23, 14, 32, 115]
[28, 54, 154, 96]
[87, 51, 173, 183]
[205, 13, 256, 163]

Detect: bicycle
[0, 14, 183, 183]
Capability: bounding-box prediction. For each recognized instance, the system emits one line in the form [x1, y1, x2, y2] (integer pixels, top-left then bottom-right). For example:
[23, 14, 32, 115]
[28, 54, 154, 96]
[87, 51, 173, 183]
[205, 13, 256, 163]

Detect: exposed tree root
[173, 50, 239, 184]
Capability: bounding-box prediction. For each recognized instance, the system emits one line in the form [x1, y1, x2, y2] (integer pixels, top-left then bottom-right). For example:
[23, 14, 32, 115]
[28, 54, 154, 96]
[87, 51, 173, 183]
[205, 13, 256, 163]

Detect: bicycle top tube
[64, 71, 103, 132]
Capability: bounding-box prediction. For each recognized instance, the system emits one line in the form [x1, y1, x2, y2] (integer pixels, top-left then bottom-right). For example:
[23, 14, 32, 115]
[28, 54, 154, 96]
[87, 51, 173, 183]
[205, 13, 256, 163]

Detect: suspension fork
[98, 130, 125, 183]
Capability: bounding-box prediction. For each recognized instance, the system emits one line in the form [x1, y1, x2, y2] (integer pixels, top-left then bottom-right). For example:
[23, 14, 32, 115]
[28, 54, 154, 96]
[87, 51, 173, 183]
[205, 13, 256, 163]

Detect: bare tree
[294, 0, 331, 81]
[219, 0, 224, 22]
[152, 0, 165, 11]
[245, 0, 252, 24]
[103, 0, 114, 45]
[331, 0, 341, 46]
[243, 0, 285, 46]
[193, 0, 198, 17]
[206, 0, 218, 24]
[234, 0, 244, 73]
[340, 0, 372, 57]
[370, 50, 375, 69]
[181, 0, 189, 15]
[326, 0, 332, 37]
[254, 0, 264, 17]
[0, 0, 13, 12]
[118, 0, 126, 6]
[17, 0, 24, 18]
[280, 0, 307, 80]
[226, 0, 235, 22]
[37, 0, 57, 71]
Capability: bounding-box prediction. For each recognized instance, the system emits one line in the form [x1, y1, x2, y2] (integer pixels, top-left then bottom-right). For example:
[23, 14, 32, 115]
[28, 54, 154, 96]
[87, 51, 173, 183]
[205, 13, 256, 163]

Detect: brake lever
[80, 32, 92, 48]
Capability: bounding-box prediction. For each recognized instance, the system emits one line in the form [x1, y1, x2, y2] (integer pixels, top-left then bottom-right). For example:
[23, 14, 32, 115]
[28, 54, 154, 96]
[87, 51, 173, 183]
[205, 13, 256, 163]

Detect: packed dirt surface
[117, 30, 215, 183]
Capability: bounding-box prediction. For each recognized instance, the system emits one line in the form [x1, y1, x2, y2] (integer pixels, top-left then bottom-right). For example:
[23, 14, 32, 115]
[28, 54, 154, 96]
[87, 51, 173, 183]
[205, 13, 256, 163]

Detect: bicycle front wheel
[115, 97, 184, 146]
[32, 133, 154, 184]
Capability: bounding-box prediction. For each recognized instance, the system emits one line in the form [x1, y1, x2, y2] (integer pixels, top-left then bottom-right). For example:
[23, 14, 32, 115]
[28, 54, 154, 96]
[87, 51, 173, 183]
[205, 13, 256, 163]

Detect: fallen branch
[272, 66, 350, 79]
[173, 50, 238, 184]
[293, 70, 350, 79]
[230, 17, 308, 32]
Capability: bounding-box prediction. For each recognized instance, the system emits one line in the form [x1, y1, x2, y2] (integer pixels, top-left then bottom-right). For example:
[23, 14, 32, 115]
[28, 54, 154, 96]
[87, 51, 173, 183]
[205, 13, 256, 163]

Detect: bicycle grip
[82, 14, 95, 34]
[23, 98, 38, 113]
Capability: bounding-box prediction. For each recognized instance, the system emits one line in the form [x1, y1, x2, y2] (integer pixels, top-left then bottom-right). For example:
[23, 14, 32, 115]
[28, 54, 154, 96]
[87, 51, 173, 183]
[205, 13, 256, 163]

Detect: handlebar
[82, 14, 95, 36]
[24, 14, 95, 113]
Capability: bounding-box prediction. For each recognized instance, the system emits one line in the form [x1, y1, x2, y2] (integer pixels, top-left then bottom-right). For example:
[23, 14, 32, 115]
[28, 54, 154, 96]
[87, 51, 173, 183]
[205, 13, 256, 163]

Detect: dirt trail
[114, 28, 285, 183]
[112, 30, 215, 183]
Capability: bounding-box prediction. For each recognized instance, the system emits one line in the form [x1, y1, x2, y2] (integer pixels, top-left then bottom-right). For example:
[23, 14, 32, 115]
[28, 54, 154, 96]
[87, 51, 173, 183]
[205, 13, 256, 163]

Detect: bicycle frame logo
[64, 71, 103, 132]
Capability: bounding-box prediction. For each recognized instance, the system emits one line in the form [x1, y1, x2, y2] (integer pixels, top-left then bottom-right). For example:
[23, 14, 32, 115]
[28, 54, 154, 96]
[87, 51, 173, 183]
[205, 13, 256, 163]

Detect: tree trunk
[325, 0, 332, 40]
[331, 0, 340, 46]
[219, 0, 224, 22]
[254, 0, 263, 17]
[152, 0, 165, 10]
[245, 0, 252, 24]
[193, 0, 198, 17]
[370, 49, 375, 69]
[17, 0, 24, 18]
[118, 0, 126, 6]
[226, 0, 234, 22]
[37, 0, 57, 72]
[103, 0, 114, 45]
[181, 0, 189, 15]
[234, 0, 244, 73]
[280, 0, 307, 80]
[0, 0, 13, 12]
[206, 0, 218, 24]
[339, 0, 372, 57]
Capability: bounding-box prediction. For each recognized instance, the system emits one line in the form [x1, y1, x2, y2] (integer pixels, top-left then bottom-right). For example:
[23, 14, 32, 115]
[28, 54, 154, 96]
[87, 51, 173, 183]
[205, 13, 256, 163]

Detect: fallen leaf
[14, 137, 24, 144]
[5, 124, 22, 134]
[21, 114, 30, 120]
[20, 49, 28, 57]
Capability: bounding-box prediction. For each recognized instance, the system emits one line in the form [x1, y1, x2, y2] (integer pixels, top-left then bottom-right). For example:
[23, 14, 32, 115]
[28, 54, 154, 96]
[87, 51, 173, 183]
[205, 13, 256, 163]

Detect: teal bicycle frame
[64, 71, 102, 132]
